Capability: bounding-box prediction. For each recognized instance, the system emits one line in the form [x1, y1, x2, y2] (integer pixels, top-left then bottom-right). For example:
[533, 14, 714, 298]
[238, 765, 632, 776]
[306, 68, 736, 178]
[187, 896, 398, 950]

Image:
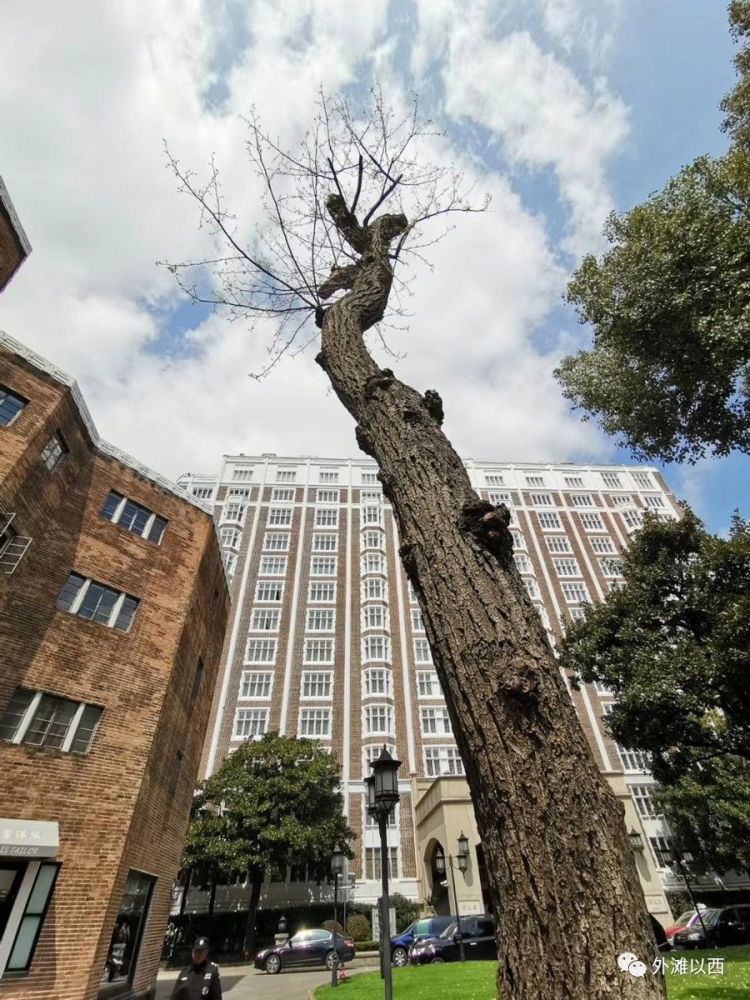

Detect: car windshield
[692, 909, 721, 927]
[675, 910, 696, 925]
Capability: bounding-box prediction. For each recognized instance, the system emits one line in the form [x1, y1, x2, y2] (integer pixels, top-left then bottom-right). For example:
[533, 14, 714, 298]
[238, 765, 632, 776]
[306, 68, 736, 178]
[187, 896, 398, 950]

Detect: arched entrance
[424, 841, 450, 915]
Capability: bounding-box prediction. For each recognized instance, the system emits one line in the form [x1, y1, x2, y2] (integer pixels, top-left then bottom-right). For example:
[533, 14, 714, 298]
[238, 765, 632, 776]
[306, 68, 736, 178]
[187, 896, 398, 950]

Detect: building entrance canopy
[0, 819, 59, 859]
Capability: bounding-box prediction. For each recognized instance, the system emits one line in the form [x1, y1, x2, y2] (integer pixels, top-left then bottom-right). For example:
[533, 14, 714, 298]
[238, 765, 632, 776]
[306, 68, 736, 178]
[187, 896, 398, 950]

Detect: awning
[0, 819, 59, 858]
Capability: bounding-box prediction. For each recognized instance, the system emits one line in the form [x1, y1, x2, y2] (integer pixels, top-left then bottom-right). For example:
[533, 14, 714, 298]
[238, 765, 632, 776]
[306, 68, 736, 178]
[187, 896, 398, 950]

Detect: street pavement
[156, 960, 373, 999]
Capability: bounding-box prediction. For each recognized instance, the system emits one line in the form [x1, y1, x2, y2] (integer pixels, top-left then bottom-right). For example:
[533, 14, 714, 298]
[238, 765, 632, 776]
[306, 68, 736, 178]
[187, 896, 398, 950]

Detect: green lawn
[314, 946, 750, 1000]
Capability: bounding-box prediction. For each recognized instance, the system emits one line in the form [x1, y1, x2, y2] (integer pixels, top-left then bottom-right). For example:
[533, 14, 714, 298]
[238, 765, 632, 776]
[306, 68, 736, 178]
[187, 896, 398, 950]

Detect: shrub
[346, 913, 372, 941]
[322, 919, 344, 935]
[391, 893, 421, 933]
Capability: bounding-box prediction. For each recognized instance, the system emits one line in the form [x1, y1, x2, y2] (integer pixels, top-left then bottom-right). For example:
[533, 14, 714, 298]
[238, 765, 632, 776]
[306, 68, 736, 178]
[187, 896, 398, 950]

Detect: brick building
[0, 333, 229, 998]
[0, 179, 31, 292]
[176, 454, 721, 927]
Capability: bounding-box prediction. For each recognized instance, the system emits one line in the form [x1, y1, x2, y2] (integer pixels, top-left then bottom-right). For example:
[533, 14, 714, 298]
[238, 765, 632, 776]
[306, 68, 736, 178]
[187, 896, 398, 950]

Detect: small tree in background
[183, 733, 353, 957]
[560, 511, 750, 873]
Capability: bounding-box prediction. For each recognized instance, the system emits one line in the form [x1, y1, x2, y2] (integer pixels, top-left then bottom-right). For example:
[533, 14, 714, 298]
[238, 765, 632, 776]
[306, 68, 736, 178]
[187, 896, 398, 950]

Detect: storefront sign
[0, 819, 58, 858]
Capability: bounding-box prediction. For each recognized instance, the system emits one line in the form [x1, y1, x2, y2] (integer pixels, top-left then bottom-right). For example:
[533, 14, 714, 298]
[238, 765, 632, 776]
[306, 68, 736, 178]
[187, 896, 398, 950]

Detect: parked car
[409, 916, 496, 965]
[673, 906, 750, 950]
[665, 906, 709, 947]
[254, 929, 355, 974]
[390, 916, 454, 967]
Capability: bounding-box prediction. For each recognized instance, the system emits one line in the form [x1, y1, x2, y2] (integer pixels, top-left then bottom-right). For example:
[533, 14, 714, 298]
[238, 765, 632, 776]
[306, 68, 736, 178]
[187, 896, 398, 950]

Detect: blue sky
[0, 0, 744, 534]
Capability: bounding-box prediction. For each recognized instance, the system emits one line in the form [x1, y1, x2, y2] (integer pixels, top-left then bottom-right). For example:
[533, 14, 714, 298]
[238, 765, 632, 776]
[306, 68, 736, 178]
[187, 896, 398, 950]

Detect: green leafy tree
[559, 511, 750, 871]
[556, 2, 750, 463]
[183, 733, 353, 957]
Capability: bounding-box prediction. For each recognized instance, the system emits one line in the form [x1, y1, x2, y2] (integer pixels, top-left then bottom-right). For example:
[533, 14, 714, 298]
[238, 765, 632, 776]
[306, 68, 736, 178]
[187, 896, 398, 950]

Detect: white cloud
[1, 0, 617, 487]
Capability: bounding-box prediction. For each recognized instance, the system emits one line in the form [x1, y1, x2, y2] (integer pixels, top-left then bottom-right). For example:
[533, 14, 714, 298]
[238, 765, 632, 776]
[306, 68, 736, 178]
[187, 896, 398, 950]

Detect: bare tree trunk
[315, 213, 666, 999]
[241, 877, 263, 960]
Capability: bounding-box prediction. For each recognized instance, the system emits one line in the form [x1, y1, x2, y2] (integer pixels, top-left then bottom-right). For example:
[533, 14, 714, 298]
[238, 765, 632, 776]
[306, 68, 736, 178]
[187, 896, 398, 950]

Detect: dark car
[673, 906, 750, 950]
[409, 916, 496, 965]
[254, 929, 355, 974]
[390, 916, 455, 967]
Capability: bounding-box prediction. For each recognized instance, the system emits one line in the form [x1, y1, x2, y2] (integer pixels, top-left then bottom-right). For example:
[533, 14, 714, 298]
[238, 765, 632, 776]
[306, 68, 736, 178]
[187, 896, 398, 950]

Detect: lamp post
[670, 845, 708, 938]
[367, 747, 401, 1000]
[330, 844, 345, 987]
[434, 833, 470, 962]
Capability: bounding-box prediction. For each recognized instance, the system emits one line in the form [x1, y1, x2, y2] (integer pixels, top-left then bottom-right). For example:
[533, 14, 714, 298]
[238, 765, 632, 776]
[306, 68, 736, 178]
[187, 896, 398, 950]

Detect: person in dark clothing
[171, 937, 222, 999]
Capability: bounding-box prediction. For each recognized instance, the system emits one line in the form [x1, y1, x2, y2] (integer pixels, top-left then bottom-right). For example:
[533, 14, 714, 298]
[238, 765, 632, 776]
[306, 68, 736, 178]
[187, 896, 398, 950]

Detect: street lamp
[368, 747, 402, 1000]
[434, 835, 471, 962]
[330, 844, 345, 988]
[670, 845, 708, 938]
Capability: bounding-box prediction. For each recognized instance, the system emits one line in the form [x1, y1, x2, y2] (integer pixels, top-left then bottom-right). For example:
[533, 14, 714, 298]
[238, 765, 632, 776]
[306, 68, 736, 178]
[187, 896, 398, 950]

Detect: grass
[313, 946, 750, 1000]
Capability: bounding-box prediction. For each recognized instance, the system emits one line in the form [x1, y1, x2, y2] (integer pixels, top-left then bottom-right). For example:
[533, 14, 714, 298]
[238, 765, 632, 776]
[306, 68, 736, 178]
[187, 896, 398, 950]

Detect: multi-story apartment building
[0, 333, 229, 999]
[0, 177, 31, 292]
[176, 454, 741, 928]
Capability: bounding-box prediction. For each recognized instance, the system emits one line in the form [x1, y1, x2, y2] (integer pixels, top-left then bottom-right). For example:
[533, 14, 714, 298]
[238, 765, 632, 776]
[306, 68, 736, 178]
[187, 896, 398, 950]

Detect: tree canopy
[559, 511, 750, 870]
[555, 2, 750, 463]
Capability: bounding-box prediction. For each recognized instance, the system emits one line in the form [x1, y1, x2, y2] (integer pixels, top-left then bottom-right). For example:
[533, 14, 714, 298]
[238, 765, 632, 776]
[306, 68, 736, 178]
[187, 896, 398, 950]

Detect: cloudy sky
[0, 0, 745, 533]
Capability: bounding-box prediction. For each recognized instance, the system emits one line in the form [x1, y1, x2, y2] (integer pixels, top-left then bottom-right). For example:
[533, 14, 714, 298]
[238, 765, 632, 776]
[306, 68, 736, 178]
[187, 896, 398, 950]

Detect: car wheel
[265, 954, 282, 975]
[325, 950, 338, 971]
[430, 956, 446, 963]
[392, 947, 408, 967]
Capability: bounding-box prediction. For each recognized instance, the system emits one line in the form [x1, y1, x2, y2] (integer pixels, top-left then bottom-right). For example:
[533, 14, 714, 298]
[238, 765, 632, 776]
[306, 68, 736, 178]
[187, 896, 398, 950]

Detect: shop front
[0, 818, 60, 980]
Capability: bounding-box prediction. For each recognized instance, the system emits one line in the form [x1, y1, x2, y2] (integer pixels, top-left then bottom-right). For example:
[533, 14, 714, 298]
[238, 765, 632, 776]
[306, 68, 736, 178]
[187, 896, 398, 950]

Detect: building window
[263, 532, 289, 551]
[407, 581, 418, 604]
[561, 581, 589, 603]
[0, 521, 30, 575]
[315, 509, 338, 528]
[57, 573, 138, 632]
[307, 608, 335, 632]
[309, 582, 336, 603]
[529, 493, 554, 507]
[317, 489, 339, 504]
[301, 672, 333, 698]
[299, 708, 331, 737]
[362, 577, 386, 601]
[488, 491, 512, 506]
[228, 487, 250, 497]
[564, 476, 584, 488]
[363, 635, 391, 662]
[363, 742, 396, 776]
[513, 553, 532, 574]
[240, 672, 273, 699]
[255, 581, 284, 602]
[410, 608, 424, 632]
[569, 494, 595, 508]
[553, 558, 581, 578]
[589, 535, 614, 554]
[101, 492, 167, 544]
[0, 688, 102, 754]
[413, 638, 432, 663]
[259, 556, 287, 576]
[523, 577, 539, 599]
[362, 552, 386, 575]
[617, 746, 650, 773]
[643, 495, 666, 509]
[225, 551, 237, 579]
[313, 533, 337, 552]
[631, 784, 660, 819]
[362, 472, 379, 484]
[234, 709, 268, 738]
[0, 386, 27, 426]
[361, 506, 382, 526]
[40, 432, 67, 472]
[276, 470, 296, 482]
[268, 508, 292, 527]
[485, 474, 504, 486]
[220, 526, 241, 549]
[250, 609, 280, 632]
[424, 745, 464, 777]
[421, 707, 452, 736]
[579, 512, 604, 531]
[364, 704, 393, 735]
[525, 475, 546, 487]
[601, 472, 622, 489]
[320, 470, 339, 483]
[245, 639, 277, 664]
[537, 511, 562, 530]
[649, 836, 673, 868]
[362, 605, 388, 631]
[304, 638, 334, 664]
[363, 668, 391, 696]
[362, 530, 384, 551]
[611, 494, 633, 507]
[510, 529, 525, 549]
[233, 468, 253, 481]
[364, 803, 397, 828]
[271, 488, 295, 503]
[600, 557, 624, 577]
[192, 486, 214, 499]
[311, 556, 337, 577]
[569, 607, 587, 622]
[365, 847, 399, 880]
[632, 472, 652, 489]
[101, 870, 155, 985]
[5, 862, 60, 973]
[546, 535, 572, 553]
[621, 509, 643, 530]
[417, 671, 441, 698]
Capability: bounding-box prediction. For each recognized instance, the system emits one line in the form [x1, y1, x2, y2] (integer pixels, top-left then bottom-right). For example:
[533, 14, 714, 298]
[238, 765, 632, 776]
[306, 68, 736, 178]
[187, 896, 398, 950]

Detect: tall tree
[559, 511, 750, 873]
[555, 2, 750, 464]
[183, 733, 353, 957]
[167, 91, 664, 999]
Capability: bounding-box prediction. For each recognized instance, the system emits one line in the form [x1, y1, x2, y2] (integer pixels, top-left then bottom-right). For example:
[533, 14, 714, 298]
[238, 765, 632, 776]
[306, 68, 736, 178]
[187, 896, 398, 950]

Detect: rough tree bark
[315, 199, 666, 999]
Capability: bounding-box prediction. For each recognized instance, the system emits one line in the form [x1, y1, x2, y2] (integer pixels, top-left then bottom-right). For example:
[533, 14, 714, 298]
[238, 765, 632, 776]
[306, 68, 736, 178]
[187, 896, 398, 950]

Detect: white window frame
[298, 707, 332, 738]
[267, 507, 292, 527]
[233, 708, 268, 739]
[300, 671, 334, 699]
[420, 706, 452, 736]
[424, 744, 464, 777]
[561, 581, 589, 603]
[239, 671, 274, 700]
[416, 671, 442, 698]
[363, 704, 393, 735]
[362, 604, 389, 631]
[259, 556, 288, 577]
[255, 581, 285, 603]
[362, 635, 391, 663]
[312, 533, 338, 552]
[311, 556, 337, 577]
[303, 638, 335, 664]
[244, 639, 277, 664]
[315, 509, 339, 528]
[263, 532, 290, 552]
[413, 638, 432, 663]
[537, 511, 562, 530]
[553, 558, 581, 578]
[250, 608, 280, 632]
[308, 582, 336, 603]
[306, 608, 336, 632]
[579, 512, 604, 531]
[363, 668, 392, 697]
